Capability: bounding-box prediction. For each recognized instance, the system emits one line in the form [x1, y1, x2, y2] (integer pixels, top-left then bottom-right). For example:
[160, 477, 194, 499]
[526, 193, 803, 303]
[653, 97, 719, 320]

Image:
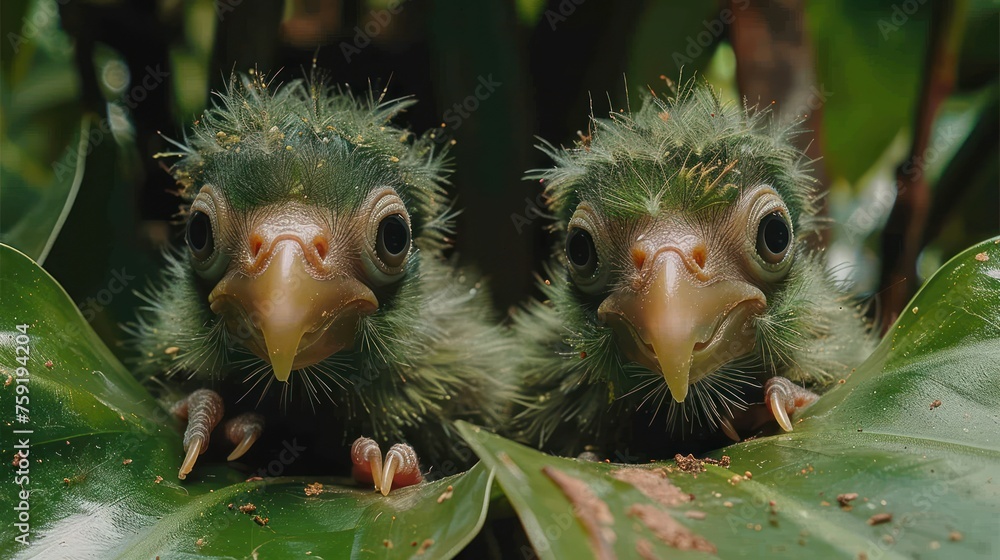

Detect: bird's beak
[598, 252, 764, 403]
[210, 243, 377, 382]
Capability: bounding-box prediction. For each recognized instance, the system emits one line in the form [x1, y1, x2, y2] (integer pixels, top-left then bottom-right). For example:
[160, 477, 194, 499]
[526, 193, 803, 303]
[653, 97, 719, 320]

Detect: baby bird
[510, 81, 873, 458]
[130, 71, 509, 493]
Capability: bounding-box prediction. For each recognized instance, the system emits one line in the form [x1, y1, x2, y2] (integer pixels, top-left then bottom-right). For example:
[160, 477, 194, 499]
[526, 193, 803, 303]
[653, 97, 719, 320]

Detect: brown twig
[878, 1, 965, 331]
[730, 0, 830, 248]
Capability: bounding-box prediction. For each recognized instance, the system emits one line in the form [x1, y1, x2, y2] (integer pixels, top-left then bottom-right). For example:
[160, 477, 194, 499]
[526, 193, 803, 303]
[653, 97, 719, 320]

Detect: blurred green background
[1, 0, 997, 353]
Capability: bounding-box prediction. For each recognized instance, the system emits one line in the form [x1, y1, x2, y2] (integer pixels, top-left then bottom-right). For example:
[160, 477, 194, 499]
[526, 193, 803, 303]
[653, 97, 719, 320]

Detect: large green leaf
[458, 236, 1000, 559]
[0, 243, 493, 559]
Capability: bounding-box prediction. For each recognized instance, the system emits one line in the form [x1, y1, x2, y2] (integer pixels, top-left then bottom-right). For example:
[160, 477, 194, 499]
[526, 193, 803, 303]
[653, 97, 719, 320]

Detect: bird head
[163, 72, 449, 383]
[537, 82, 816, 405]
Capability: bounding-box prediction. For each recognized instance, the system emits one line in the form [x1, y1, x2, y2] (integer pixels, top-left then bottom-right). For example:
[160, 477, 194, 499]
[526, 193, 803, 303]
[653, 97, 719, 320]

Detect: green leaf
[458, 236, 1000, 559]
[807, 0, 929, 185]
[0, 243, 493, 559]
[0, 0, 85, 263]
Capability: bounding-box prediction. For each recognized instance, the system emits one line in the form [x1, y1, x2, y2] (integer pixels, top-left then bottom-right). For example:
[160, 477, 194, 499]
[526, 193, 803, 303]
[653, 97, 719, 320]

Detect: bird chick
[130, 71, 510, 493]
[509, 81, 873, 458]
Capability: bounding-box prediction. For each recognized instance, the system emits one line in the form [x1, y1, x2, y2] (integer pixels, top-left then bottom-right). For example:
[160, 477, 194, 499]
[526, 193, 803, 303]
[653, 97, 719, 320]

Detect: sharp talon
[177, 389, 224, 480]
[720, 416, 740, 442]
[179, 435, 204, 480]
[380, 443, 422, 496]
[766, 381, 795, 432]
[772, 401, 794, 432]
[225, 413, 265, 461]
[381, 453, 398, 496]
[351, 437, 383, 492]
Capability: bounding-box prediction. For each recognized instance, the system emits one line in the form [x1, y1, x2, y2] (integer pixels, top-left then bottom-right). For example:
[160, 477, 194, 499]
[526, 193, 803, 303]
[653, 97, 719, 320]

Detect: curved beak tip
[262, 328, 304, 383]
[658, 357, 691, 403]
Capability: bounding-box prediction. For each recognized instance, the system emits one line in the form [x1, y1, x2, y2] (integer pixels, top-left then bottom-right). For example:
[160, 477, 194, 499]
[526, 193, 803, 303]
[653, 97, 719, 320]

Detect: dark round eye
[756, 211, 791, 264]
[376, 214, 410, 267]
[186, 210, 214, 260]
[566, 227, 598, 277]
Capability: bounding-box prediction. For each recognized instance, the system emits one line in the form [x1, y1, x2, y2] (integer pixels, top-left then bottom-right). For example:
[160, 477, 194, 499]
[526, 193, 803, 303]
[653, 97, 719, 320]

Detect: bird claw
[174, 389, 225, 480]
[179, 435, 205, 480]
[173, 391, 266, 479]
[351, 437, 423, 496]
[225, 412, 265, 461]
[764, 377, 819, 432]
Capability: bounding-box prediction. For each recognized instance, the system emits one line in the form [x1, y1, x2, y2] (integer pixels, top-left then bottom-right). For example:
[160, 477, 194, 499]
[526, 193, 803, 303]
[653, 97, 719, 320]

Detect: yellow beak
[210, 242, 377, 382]
[598, 252, 764, 403]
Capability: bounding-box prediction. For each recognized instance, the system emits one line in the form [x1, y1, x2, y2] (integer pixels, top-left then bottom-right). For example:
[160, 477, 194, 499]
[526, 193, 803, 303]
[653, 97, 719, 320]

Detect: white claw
[225, 413, 264, 461]
[351, 437, 383, 493]
[766, 381, 795, 432]
[179, 435, 204, 480]
[227, 431, 260, 462]
[380, 453, 398, 497]
[771, 405, 794, 432]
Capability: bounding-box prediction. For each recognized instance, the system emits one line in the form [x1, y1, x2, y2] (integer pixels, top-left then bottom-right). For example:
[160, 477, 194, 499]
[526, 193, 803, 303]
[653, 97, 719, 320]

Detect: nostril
[691, 245, 707, 270]
[313, 237, 329, 260]
[631, 247, 647, 271]
[250, 235, 264, 258]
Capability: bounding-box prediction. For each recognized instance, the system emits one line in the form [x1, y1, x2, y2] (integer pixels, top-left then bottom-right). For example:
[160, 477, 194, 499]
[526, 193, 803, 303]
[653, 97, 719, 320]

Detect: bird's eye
[376, 214, 410, 268]
[756, 211, 791, 264]
[566, 227, 598, 278]
[186, 210, 214, 260]
[363, 188, 412, 285]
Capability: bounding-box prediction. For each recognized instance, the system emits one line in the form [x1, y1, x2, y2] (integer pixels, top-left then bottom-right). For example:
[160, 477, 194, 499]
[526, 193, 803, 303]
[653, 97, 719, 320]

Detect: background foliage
[1, 0, 998, 558]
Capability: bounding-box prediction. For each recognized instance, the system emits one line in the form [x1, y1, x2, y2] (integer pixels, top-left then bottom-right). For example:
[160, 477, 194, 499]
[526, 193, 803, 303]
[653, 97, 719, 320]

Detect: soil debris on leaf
[304, 482, 324, 496]
[611, 467, 689, 507]
[673, 454, 730, 474]
[543, 466, 616, 558]
[416, 539, 434, 555]
[636, 538, 657, 560]
[685, 510, 707, 520]
[949, 531, 963, 541]
[674, 454, 705, 473]
[437, 485, 454, 503]
[703, 456, 731, 468]
[975, 252, 988, 262]
[383, 539, 393, 549]
[867, 513, 892, 525]
[837, 493, 859, 509]
[627, 504, 716, 553]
